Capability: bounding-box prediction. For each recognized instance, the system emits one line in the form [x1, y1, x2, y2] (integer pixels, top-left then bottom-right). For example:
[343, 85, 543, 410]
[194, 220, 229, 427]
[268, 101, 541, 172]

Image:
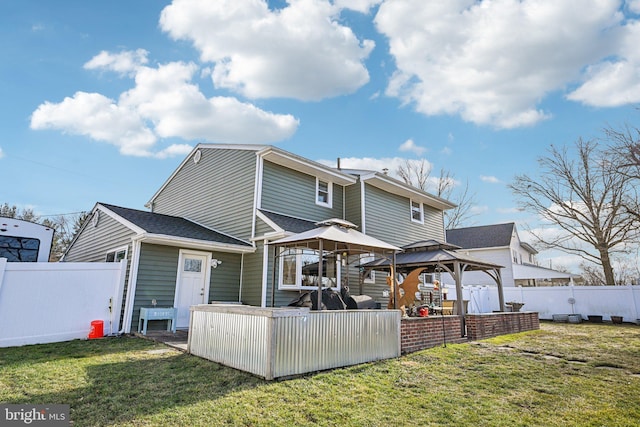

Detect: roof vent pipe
[337, 157, 341, 169]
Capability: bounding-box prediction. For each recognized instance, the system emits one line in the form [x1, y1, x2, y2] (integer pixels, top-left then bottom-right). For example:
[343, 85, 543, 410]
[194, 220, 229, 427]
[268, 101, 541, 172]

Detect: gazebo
[270, 218, 401, 310]
[363, 239, 505, 336]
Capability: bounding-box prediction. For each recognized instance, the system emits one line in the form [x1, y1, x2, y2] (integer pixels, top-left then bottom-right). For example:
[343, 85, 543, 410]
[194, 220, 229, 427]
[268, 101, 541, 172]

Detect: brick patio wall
[400, 316, 466, 354]
[465, 312, 540, 340]
[400, 312, 540, 353]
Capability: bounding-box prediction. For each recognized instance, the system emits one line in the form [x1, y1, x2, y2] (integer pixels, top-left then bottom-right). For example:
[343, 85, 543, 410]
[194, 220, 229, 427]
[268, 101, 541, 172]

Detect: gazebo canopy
[271, 218, 401, 253]
[271, 219, 401, 310]
[363, 239, 503, 274]
[363, 240, 506, 334]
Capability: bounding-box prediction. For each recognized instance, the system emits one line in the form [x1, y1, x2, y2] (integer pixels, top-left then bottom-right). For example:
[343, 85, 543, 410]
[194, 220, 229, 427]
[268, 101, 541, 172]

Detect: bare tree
[397, 158, 431, 190]
[43, 212, 89, 261]
[606, 122, 640, 225]
[396, 160, 478, 229]
[510, 139, 640, 285]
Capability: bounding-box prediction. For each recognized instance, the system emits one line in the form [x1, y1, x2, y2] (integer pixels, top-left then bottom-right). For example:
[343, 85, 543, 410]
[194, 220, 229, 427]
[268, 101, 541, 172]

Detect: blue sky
[2, 0, 640, 271]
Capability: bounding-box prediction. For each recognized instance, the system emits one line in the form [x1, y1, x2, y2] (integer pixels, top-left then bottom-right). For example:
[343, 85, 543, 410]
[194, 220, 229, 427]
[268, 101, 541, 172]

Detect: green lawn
[1, 322, 639, 426]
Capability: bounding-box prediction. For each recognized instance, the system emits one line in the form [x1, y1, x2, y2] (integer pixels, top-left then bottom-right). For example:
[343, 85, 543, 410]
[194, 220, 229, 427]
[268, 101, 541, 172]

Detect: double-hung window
[105, 246, 128, 262]
[279, 248, 340, 290]
[316, 179, 332, 208]
[410, 200, 424, 224]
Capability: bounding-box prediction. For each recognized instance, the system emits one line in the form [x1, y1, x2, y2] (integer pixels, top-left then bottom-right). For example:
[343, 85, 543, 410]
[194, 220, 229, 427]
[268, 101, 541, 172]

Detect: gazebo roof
[271, 219, 401, 254]
[363, 241, 503, 274]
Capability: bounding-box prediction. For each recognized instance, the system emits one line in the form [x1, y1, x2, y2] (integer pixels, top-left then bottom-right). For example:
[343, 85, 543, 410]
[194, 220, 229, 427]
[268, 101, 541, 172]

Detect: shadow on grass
[5, 344, 265, 425]
[0, 336, 158, 368]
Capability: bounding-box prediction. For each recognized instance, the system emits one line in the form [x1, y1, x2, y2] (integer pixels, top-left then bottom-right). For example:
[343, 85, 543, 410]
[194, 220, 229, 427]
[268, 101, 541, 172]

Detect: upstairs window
[410, 200, 423, 224]
[316, 179, 332, 208]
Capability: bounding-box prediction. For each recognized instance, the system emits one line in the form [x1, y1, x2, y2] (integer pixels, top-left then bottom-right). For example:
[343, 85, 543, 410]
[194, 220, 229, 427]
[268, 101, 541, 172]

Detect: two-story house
[64, 144, 455, 333]
[445, 223, 576, 287]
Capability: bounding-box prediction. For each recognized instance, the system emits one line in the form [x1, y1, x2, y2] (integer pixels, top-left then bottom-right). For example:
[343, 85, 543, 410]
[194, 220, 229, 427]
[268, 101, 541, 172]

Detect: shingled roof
[100, 203, 252, 248]
[258, 210, 317, 233]
[445, 223, 515, 249]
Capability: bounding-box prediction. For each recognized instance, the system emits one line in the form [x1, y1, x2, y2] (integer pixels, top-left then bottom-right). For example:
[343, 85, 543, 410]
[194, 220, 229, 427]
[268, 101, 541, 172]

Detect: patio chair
[442, 300, 454, 315]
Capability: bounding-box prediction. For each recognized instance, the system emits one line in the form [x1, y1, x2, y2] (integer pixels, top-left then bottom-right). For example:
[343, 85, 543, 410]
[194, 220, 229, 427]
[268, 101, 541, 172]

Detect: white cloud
[375, 0, 637, 128]
[399, 138, 426, 156]
[334, 0, 382, 13]
[470, 205, 489, 215]
[480, 175, 501, 184]
[31, 52, 299, 157]
[319, 155, 463, 195]
[567, 20, 640, 106]
[84, 49, 149, 76]
[30, 91, 158, 157]
[159, 0, 374, 100]
[319, 156, 408, 177]
[0, 147, 4, 159]
[628, 0, 640, 14]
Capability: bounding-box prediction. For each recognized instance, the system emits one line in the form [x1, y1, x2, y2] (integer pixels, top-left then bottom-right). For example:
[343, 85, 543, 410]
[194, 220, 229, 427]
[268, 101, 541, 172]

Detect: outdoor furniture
[442, 300, 455, 315]
[138, 307, 177, 335]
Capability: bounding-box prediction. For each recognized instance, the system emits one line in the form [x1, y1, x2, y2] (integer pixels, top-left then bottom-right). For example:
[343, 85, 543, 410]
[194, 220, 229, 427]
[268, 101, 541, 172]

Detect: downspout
[238, 253, 244, 303]
[119, 237, 142, 334]
[261, 239, 269, 307]
[360, 180, 366, 234]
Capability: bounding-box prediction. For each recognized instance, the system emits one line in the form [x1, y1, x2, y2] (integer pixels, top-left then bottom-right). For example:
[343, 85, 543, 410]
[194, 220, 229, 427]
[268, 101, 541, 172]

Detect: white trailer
[0, 217, 54, 262]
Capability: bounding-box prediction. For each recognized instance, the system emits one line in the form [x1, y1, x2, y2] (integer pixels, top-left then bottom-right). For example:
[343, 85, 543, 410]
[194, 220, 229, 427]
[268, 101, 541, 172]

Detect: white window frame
[278, 248, 341, 290]
[410, 199, 424, 224]
[361, 253, 376, 284]
[316, 178, 333, 208]
[105, 245, 128, 263]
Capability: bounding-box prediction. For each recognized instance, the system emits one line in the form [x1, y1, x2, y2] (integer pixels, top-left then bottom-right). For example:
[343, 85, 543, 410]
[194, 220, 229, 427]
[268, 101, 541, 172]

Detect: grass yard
[1, 321, 639, 426]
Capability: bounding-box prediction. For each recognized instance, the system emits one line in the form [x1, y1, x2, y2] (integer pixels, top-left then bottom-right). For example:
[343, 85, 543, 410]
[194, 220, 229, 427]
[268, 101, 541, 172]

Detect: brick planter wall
[400, 316, 466, 354]
[465, 312, 539, 340]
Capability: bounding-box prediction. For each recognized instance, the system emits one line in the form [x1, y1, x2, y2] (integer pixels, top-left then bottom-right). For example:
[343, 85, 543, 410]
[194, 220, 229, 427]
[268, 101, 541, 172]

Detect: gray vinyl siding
[240, 244, 265, 306]
[261, 161, 344, 221]
[344, 182, 362, 229]
[63, 212, 134, 262]
[209, 252, 243, 302]
[132, 245, 244, 329]
[364, 184, 445, 247]
[64, 212, 136, 330]
[150, 148, 257, 241]
[132, 244, 179, 329]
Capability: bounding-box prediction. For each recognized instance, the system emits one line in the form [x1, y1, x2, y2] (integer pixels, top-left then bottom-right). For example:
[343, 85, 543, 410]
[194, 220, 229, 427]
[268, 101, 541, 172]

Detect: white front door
[174, 250, 210, 329]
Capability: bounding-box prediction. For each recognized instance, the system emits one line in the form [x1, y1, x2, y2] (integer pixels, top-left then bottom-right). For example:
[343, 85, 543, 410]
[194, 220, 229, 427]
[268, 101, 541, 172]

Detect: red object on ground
[88, 320, 104, 339]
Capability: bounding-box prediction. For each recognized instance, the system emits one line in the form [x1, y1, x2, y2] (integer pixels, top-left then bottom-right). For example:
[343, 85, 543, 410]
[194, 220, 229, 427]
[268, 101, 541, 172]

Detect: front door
[174, 250, 210, 329]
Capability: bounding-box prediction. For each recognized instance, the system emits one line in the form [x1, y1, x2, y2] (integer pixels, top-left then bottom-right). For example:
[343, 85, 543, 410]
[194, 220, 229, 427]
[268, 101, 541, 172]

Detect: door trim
[174, 249, 212, 326]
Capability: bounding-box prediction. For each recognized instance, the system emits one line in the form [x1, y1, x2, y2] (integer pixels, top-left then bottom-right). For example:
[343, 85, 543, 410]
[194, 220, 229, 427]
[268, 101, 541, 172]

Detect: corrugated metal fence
[188, 305, 401, 380]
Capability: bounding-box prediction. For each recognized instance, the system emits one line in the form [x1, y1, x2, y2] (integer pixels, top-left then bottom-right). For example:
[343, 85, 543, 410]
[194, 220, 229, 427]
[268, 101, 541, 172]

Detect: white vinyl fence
[0, 258, 126, 348]
[443, 284, 640, 322]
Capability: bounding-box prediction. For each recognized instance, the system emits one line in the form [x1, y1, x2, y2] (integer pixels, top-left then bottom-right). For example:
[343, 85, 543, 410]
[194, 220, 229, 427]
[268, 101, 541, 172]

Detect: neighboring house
[0, 217, 54, 262]
[445, 223, 576, 287]
[64, 144, 455, 333]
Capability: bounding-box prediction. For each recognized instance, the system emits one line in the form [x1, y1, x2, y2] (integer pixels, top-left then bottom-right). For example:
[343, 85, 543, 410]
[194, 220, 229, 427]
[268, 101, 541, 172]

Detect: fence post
[0, 258, 7, 298]
[629, 284, 639, 322]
